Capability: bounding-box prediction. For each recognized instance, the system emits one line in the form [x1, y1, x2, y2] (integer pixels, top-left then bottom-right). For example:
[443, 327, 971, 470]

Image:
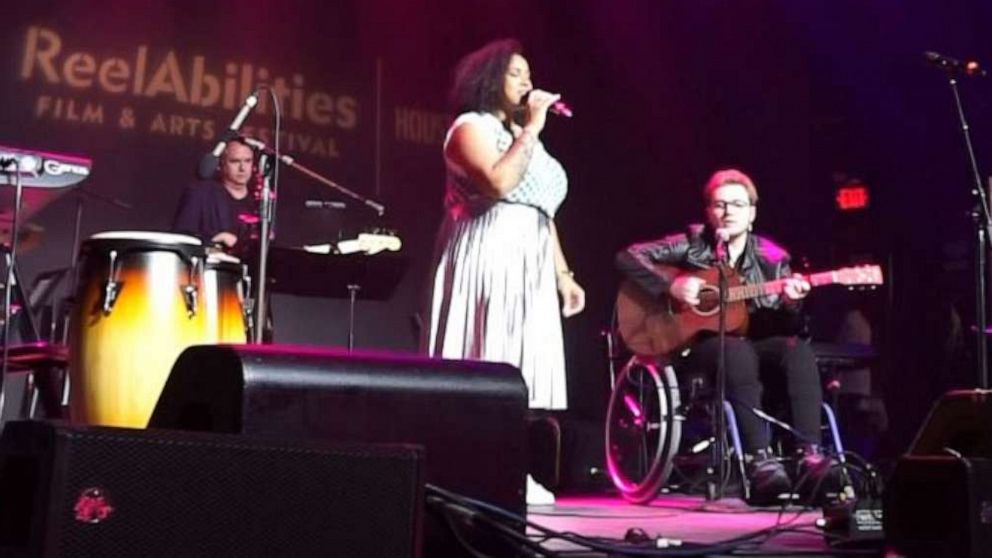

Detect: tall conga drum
[202, 252, 249, 343]
[69, 232, 210, 427]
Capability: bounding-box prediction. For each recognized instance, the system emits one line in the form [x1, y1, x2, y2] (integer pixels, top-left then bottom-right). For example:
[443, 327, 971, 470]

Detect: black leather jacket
[616, 224, 802, 337]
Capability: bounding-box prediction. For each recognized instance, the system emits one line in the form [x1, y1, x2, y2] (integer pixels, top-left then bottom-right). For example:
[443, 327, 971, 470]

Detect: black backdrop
[2, 0, 991, 457]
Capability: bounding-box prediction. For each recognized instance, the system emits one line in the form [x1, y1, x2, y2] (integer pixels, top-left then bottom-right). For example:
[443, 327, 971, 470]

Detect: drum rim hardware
[181, 257, 201, 318]
[101, 250, 121, 316]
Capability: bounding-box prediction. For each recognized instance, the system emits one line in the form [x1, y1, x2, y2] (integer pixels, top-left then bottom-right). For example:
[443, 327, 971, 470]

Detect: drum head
[89, 231, 202, 245]
[82, 231, 205, 259]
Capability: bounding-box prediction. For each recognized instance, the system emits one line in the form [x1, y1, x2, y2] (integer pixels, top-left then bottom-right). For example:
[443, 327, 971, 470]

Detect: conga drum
[69, 231, 210, 427]
[203, 252, 249, 343]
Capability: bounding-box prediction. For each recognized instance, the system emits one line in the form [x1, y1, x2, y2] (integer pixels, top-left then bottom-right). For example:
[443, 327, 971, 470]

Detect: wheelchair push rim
[605, 356, 682, 504]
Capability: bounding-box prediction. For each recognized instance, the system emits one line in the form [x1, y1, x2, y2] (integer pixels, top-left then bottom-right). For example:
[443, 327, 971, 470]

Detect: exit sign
[836, 186, 870, 211]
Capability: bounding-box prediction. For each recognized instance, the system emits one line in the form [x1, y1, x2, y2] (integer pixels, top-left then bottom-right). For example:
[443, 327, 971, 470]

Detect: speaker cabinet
[885, 390, 992, 557]
[149, 344, 529, 555]
[0, 420, 423, 557]
[908, 389, 992, 457]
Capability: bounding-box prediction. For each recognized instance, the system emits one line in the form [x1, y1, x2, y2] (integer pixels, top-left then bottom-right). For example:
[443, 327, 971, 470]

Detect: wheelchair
[605, 352, 848, 504]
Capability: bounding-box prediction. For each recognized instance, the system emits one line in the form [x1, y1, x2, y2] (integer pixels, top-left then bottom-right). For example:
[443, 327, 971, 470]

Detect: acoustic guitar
[615, 264, 884, 356]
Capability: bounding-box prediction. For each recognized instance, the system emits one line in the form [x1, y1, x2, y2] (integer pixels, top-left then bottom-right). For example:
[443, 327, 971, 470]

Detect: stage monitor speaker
[908, 389, 992, 457]
[0, 420, 423, 558]
[885, 390, 992, 557]
[148, 344, 528, 555]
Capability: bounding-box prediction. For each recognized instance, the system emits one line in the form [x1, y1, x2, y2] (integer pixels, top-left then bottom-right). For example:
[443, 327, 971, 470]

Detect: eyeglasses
[709, 200, 751, 211]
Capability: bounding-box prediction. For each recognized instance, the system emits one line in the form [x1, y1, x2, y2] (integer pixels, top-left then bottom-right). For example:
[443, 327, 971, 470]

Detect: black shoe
[745, 450, 791, 506]
[795, 447, 846, 505]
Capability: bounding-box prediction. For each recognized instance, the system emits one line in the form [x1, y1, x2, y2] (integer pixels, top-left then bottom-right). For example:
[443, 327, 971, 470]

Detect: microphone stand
[712, 238, 730, 500]
[284, 159, 385, 217]
[940, 70, 992, 388]
[249, 87, 281, 345]
[254, 149, 274, 344]
[242, 137, 385, 217]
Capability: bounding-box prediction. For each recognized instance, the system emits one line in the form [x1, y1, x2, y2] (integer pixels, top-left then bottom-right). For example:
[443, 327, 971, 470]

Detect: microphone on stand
[197, 91, 261, 178]
[239, 135, 385, 216]
[924, 51, 987, 77]
[239, 136, 295, 165]
[520, 90, 574, 118]
[715, 227, 731, 264]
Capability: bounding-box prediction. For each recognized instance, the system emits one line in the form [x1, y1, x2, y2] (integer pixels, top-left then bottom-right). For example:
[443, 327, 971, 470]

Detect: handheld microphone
[924, 51, 987, 77]
[521, 91, 574, 118]
[197, 91, 260, 178]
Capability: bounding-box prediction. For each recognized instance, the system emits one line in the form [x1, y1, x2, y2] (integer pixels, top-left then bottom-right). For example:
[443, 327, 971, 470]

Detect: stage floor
[526, 493, 857, 556]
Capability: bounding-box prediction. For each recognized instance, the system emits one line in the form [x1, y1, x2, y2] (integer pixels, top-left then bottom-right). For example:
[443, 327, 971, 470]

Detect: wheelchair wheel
[605, 356, 682, 504]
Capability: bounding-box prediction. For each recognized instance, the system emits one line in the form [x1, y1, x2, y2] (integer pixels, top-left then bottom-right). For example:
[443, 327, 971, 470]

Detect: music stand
[267, 246, 408, 350]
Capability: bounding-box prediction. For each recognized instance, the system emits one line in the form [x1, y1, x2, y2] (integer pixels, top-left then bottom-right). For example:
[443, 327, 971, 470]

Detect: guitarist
[616, 168, 836, 505]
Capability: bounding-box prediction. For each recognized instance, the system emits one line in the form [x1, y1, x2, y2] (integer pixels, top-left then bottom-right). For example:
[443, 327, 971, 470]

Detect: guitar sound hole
[695, 287, 720, 315]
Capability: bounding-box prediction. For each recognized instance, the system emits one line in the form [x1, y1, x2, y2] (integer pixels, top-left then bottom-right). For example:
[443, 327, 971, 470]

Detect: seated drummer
[615, 168, 835, 505]
[172, 139, 258, 259]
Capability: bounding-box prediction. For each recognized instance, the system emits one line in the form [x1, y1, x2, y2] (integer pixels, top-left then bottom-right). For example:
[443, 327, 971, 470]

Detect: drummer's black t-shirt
[172, 180, 270, 338]
[172, 180, 259, 259]
[228, 192, 259, 255]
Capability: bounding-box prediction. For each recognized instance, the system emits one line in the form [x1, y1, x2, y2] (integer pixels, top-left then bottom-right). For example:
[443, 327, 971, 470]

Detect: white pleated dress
[425, 112, 569, 410]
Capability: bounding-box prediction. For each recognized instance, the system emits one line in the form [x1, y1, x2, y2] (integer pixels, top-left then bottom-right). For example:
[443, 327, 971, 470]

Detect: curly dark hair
[449, 38, 523, 117]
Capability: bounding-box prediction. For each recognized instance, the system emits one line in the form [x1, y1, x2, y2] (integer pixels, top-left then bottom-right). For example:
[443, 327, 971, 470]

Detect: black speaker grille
[3, 423, 422, 558]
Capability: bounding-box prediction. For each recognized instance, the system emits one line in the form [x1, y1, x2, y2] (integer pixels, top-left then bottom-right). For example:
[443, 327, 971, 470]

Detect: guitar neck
[727, 271, 837, 302]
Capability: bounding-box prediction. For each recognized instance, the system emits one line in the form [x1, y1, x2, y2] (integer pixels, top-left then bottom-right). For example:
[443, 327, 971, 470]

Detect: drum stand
[0, 247, 40, 344]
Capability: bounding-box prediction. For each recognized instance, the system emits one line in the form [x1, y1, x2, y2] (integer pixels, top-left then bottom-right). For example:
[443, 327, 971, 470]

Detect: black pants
[680, 335, 822, 453]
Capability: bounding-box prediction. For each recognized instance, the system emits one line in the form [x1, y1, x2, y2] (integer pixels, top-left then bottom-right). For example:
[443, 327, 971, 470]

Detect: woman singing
[423, 39, 585, 504]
